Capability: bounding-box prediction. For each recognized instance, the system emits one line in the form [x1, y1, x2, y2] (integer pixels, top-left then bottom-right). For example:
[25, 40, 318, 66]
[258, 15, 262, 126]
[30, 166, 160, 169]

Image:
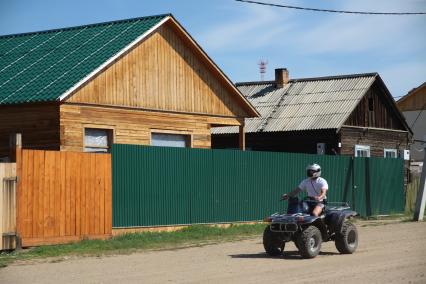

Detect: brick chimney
[275, 68, 289, 88]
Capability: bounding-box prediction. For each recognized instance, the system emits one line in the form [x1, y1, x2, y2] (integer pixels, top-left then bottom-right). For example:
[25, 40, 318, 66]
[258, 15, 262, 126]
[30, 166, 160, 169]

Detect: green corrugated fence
[112, 144, 405, 227]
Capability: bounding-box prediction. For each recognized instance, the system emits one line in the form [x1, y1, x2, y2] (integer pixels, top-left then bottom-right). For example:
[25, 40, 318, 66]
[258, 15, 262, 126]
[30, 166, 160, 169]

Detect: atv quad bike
[263, 197, 358, 259]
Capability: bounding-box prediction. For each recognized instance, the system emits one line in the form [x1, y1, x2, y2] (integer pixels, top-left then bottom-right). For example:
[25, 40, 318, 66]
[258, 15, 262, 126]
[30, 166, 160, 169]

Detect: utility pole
[413, 146, 426, 221]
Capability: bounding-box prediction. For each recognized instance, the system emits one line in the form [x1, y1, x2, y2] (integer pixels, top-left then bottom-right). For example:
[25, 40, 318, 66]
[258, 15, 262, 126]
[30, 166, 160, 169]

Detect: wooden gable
[344, 79, 408, 131]
[397, 83, 426, 112]
[65, 19, 255, 118]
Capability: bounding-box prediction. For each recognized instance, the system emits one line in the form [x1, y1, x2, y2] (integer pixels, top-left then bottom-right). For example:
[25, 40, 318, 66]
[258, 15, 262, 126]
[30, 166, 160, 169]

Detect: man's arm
[282, 187, 302, 199]
[314, 187, 327, 201]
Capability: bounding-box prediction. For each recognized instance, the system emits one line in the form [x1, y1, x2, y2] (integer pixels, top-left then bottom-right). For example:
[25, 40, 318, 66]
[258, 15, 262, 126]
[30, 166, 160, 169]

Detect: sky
[1, 0, 425, 99]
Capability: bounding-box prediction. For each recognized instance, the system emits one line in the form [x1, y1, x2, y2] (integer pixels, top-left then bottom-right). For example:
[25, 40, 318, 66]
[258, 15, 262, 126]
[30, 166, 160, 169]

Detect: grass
[0, 223, 266, 268]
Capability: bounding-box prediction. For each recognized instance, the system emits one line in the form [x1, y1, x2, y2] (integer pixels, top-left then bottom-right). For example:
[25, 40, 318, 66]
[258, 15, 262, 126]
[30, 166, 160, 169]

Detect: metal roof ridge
[236, 80, 275, 86]
[235, 72, 378, 86]
[0, 13, 171, 39]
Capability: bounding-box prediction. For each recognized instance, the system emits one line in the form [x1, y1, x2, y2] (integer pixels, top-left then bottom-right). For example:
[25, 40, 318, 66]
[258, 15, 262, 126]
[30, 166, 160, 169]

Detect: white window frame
[83, 127, 114, 153]
[384, 148, 397, 158]
[354, 145, 370, 157]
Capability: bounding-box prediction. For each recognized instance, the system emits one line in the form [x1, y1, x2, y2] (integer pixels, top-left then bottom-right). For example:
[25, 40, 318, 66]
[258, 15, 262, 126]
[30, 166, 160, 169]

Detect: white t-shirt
[298, 177, 328, 201]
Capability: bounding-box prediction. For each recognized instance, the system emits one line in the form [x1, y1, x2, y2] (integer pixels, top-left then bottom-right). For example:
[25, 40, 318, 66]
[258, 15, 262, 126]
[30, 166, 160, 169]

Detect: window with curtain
[84, 128, 112, 153]
[151, 133, 190, 148]
[355, 145, 370, 157]
[384, 148, 397, 158]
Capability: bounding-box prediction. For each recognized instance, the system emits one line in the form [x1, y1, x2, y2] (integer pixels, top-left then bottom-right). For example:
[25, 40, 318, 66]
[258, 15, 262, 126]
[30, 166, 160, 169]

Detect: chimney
[275, 68, 289, 88]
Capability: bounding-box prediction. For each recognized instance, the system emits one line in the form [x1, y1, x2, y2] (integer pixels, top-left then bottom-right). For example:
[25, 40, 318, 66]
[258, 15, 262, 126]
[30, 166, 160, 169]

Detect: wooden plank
[26, 150, 34, 238]
[43, 151, 53, 237]
[89, 154, 96, 235]
[69, 152, 76, 236]
[32, 151, 40, 238]
[17, 151, 26, 238]
[94, 155, 101, 235]
[98, 155, 105, 234]
[54, 151, 61, 237]
[75, 153, 81, 236]
[81, 153, 90, 236]
[38, 151, 45, 238]
[65, 152, 71, 236]
[104, 154, 112, 234]
[59, 152, 66, 236]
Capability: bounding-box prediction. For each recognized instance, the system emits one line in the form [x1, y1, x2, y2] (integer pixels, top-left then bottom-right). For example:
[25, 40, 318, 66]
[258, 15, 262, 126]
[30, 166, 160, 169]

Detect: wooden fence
[0, 163, 16, 250]
[16, 149, 112, 247]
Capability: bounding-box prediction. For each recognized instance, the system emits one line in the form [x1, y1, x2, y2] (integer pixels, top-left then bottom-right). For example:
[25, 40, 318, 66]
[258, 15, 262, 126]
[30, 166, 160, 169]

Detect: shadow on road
[229, 251, 340, 260]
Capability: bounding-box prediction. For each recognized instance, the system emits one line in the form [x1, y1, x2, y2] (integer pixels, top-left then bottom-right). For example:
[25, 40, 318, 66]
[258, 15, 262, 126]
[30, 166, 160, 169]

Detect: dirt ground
[1, 221, 425, 284]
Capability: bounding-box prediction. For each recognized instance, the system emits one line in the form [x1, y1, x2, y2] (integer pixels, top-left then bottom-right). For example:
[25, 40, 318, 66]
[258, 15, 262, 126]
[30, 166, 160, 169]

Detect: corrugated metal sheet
[112, 144, 404, 227]
[353, 157, 405, 216]
[0, 14, 168, 105]
[212, 74, 377, 134]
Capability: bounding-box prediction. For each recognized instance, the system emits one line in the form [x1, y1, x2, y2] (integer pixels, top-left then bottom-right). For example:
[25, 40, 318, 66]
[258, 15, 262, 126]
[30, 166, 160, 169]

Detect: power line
[235, 0, 426, 15]
[409, 102, 426, 130]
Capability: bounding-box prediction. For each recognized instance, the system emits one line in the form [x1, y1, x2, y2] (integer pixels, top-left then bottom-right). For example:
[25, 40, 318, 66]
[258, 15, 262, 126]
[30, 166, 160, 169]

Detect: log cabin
[0, 14, 259, 159]
[212, 69, 412, 160]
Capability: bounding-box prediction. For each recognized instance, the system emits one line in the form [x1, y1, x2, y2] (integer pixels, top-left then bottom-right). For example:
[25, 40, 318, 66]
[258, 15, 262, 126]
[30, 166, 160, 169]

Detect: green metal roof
[0, 14, 169, 105]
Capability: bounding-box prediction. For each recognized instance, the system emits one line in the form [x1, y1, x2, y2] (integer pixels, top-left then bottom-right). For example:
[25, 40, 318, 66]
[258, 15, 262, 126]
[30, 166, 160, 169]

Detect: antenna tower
[258, 59, 268, 81]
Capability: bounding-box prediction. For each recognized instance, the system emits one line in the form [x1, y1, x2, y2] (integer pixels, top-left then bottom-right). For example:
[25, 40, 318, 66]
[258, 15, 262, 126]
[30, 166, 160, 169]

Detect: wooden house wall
[212, 130, 339, 155]
[0, 104, 60, 158]
[397, 84, 426, 112]
[344, 83, 405, 130]
[60, 104, 242, 151]
[339, 126, 409, 157]
[66, 21, 248, 118]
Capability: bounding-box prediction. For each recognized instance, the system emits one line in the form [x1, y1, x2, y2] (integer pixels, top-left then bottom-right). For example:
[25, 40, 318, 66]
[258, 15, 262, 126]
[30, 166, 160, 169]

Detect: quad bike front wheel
[263, 226, 285, 256]
[335, 222, 358, 254]
[296, 226, 322, 259]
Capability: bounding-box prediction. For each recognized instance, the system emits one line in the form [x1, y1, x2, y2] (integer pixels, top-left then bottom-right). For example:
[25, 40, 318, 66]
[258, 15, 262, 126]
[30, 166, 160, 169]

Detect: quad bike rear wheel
[335, 222, 358, 254]
[296, 226, 322, 259]
[263, 226, 285, 256]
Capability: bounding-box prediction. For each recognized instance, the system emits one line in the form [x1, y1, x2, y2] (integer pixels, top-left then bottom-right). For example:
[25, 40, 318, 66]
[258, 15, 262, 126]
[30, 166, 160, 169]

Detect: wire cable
[235, 0, 426, 15]
[409, 102, 426, 129]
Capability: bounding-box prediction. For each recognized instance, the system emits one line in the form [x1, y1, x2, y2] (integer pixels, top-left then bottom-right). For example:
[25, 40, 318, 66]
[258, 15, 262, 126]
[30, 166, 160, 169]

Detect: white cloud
[196, 4, 293, 51]
[292, 4, 426, 55]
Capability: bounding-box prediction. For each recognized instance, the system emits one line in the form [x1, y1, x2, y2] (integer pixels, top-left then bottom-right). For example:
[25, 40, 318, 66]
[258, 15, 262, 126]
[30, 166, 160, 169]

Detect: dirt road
[1, 221, 425, 284]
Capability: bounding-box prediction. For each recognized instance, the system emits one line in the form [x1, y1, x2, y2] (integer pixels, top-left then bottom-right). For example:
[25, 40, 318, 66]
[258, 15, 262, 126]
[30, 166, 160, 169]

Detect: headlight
[263, 217, 272, 223]
[296, 216, 305, 222]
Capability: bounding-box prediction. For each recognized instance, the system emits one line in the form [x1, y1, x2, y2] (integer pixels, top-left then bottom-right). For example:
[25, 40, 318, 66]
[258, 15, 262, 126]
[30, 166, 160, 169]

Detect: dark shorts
[307, 197, 327, 210]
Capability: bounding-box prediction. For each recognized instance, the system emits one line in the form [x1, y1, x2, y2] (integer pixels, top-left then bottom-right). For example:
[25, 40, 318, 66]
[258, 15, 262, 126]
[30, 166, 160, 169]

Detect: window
[355, 145, 370, 157]
[84, 128, 113, 153]
[368, 97, 374, 111]
[384, 148, 397, 158]
[151, 133, 190, 148]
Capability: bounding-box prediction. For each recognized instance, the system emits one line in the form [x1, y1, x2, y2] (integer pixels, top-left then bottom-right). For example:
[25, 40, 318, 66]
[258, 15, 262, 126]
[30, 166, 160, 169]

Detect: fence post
[413, 147, 426, 221]
[9, 133, 22, 249]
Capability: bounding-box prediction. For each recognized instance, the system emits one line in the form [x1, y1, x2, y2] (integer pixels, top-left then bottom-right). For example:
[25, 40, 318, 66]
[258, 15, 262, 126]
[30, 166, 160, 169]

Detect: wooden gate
[16, 149, 112, 247]
[0, 163, 16, 250]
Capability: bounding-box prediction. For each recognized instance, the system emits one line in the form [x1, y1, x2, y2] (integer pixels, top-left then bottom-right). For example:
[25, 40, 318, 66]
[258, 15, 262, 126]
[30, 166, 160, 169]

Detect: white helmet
[306, 164, 321, 178]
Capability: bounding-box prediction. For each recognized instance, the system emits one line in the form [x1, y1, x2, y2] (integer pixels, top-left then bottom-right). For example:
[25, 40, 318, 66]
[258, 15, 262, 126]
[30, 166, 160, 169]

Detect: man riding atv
[282, 164, 327, 217]
[263, 163, 359, 258]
